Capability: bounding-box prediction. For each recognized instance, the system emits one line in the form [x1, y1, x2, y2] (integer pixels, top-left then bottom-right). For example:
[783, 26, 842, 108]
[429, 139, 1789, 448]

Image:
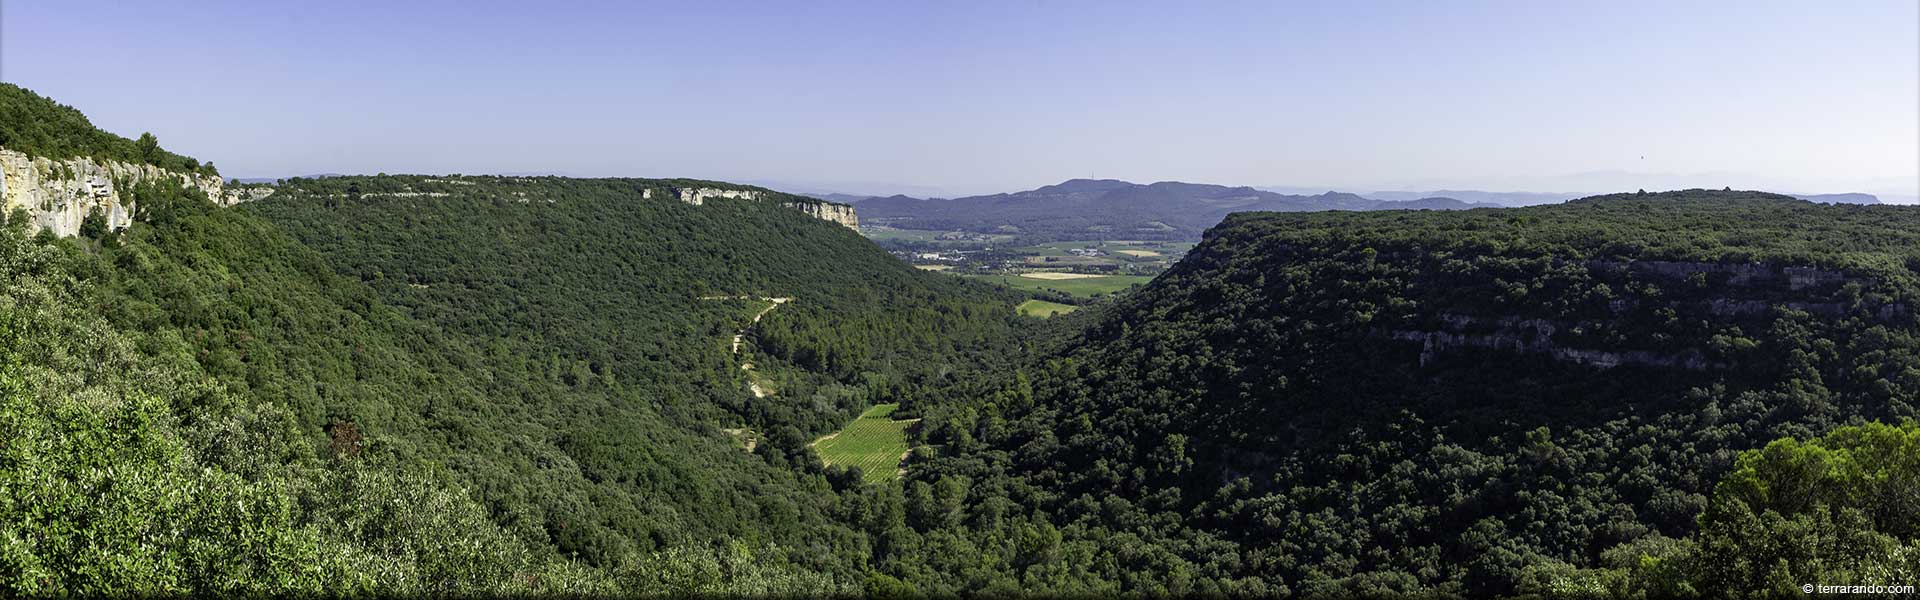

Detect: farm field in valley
[1016, 299, 1079, 317]
[1019, 271, 1104, 280]
[812, 403, 917, 483]
[863, 228, 1182, 310]
[963, 273, 1154, 297]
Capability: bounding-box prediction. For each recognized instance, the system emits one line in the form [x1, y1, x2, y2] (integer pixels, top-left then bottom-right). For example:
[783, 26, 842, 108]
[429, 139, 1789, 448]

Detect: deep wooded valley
[2, 82, 1917, 599]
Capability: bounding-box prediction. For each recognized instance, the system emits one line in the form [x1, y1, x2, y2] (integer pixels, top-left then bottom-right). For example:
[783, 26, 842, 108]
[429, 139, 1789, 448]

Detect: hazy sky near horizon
[4, 0, 1916, 198]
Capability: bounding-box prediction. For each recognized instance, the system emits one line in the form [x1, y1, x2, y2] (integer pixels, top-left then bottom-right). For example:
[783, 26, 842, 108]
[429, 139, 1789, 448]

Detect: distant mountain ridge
[828, 178, 1895, 242]
[814, 192, 882, 204]
[1790, 193, 1881, 205]
[231, 173, 346, 184]
[1362, 189, 1885, 206]
[1360, 189, 1581, 206]
[851, 178, 1499, 240]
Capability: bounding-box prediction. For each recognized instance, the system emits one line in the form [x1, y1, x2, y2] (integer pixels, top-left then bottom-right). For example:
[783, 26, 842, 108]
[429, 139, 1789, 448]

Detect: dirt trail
[702, 296, 791, 398]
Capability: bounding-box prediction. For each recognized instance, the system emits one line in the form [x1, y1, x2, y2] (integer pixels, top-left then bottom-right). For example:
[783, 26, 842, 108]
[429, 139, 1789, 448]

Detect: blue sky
[4, 0, 1916, 198]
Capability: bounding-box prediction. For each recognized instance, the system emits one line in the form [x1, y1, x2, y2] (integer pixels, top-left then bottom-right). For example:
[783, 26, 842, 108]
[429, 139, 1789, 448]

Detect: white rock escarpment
[0, 147, 273, 236]
[667, 185, 858, 229]
[220, 186, 276, 206]
[677, 187, 762, 206]
[783, 200, 859, 229]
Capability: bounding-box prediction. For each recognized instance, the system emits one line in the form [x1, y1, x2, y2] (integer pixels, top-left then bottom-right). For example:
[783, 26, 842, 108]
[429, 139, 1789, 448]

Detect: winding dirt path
[702, 296, 791, 398]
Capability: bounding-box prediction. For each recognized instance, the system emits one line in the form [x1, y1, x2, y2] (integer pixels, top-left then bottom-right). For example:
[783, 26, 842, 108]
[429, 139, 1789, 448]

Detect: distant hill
[1364, 188, 1888, 207]
[858, 178, 1499, 240]
[1361, 189, 1580, 206]
[1791, 192, 1881, 205]
[230, 173, 346, 184]
[812, 192, 882, 204]
[1384, 196, 1497, 210]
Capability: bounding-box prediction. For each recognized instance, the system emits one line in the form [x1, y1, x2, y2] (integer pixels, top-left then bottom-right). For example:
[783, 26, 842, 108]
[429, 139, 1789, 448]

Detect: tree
[78, 209, 108, 239]
[135, 132, 161, 164]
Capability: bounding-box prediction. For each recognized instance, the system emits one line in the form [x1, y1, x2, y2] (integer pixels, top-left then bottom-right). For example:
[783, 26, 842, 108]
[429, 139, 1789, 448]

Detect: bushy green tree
[134, 132, 160, 163]
[1687, 422, 1920, 596]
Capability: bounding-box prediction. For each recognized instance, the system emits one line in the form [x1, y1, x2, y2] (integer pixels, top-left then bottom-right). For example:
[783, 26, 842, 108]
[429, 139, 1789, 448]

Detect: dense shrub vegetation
[0, 84, 218, 176]
[1525, 420, 1920, 598]
[0, 188, 568, 595]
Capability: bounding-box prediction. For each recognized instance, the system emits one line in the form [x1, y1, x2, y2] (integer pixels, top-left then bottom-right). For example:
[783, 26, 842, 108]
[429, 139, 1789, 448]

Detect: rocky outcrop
[1587, 260, 1851, 291]
[220, 185, 276, 206]
[783, 200, 859, 229]
[676, 187, 763, 206]
[0, 147, 277, 235]
[1391, 314, 1711, 371]
[667, 185, 858, 229]
[2, 148, 214, 236]
[1384, 258, 1905, 371]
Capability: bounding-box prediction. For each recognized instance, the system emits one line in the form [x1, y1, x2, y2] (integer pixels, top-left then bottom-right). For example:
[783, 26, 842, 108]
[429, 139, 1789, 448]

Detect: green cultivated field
[1016, 299, 1078, 317]
[813, 403, 916, 483]
[964, 273, 1154, 297]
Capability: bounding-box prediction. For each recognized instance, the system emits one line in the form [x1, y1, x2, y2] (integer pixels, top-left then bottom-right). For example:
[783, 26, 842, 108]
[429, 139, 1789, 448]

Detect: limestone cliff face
[782, 200, 859, 229]
[221, 186, 276, 206]
[676, 187, 763, 206]
[0, 147, 271, 236]
[1391, 314, 1713, 370]
[1586, 259, 1850, 292]
[667, 185, 858, 229]
[1384, 257, 1901, 371]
